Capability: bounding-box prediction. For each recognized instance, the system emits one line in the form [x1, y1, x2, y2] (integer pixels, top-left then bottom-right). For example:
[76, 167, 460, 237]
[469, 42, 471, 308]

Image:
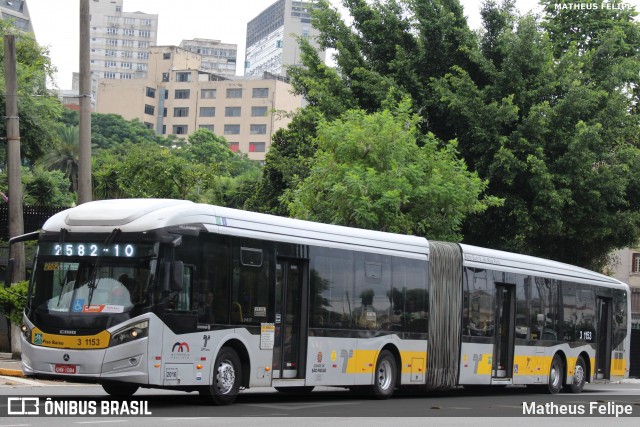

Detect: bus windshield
[29, 244, 156, 316]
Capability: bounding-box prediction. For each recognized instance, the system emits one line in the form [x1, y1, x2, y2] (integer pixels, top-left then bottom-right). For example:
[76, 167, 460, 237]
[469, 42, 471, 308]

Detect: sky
[24, 0, 582, 91]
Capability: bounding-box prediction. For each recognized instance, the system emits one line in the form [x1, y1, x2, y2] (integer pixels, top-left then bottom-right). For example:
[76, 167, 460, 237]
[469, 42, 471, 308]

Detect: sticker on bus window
[44, 263, 60, 271]
[81, 305, 124, 314]
[254, 307, 266, 317]
[260, 323, 275, 350]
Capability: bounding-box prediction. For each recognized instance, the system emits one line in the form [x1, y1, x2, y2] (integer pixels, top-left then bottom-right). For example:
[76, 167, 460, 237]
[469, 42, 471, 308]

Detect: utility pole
[4, 34, 25, 283]
[78, 0, 92, 204]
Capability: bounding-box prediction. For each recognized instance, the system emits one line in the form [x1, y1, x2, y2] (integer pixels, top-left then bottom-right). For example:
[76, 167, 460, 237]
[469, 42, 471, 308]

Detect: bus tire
[371, 350, 397, 399]
[546, 354, 564, 394]
[201, 347, 241, 405]
[563, 355, 586, 394]
[101, 381, 139, 397]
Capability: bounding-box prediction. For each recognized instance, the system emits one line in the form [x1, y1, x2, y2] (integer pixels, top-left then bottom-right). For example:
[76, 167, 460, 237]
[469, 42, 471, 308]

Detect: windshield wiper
[86, 228, 121, 308]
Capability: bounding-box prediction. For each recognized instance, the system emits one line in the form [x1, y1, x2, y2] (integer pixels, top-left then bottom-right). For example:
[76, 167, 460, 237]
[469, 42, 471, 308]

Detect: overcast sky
[26, 0, 554, 90]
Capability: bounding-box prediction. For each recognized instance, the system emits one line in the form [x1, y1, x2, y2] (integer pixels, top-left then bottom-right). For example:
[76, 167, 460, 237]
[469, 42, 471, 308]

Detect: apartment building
[96, 46, 303, 161]
[179, 38, 237, 77]
[80, 0, 158, 99]
[244, 0, 324, 77]
[0, 0, 32, 32]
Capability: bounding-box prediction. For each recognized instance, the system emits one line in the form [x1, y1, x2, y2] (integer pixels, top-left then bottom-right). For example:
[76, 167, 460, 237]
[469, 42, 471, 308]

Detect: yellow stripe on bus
[31, 327, 110, 349]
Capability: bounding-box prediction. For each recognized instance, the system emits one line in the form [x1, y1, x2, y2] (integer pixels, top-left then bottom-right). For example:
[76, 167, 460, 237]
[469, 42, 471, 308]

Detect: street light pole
[4, 34, 25, 283]
[78, 0, 92, 204]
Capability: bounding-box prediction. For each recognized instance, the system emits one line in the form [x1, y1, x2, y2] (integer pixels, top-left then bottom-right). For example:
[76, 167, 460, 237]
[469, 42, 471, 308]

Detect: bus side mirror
[4, 259, 14, 288]
[171, 261, 184, 292]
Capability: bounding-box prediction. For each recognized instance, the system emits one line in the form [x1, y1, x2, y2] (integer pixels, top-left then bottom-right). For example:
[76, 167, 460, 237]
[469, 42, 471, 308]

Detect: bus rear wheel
[371, 350, 397, 399]
[563, 355, 586, 394]
[101, 381, 139, 397]
[545, 354, 564, 394]
[200, 347, 241, 405]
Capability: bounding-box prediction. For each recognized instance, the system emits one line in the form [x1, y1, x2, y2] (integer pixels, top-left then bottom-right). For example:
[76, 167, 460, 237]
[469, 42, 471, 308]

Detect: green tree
[433, 2, 640, 269]
[287, 100, 499, 240]
[37, 125, 79, 192]
[0, 20, 62, 166]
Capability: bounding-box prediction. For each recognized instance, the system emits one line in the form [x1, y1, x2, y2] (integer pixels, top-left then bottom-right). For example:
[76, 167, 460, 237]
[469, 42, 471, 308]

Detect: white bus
[5, 199, 631, 405]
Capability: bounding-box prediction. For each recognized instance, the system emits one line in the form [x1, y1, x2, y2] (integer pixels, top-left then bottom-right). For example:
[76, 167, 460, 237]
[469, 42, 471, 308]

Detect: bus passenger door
[596, 297, 612, 380]
[273, 259, 308, 379]
[493, 284, 515, 379]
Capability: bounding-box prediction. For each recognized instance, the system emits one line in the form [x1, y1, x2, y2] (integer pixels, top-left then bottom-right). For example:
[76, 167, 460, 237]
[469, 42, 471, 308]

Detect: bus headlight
[109, 320, 149, 347]
[21, 324, 31, 340]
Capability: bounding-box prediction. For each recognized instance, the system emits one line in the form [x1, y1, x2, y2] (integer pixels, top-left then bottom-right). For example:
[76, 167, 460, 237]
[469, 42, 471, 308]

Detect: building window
[138, 52, 149, 59]
[162, 73, 169, 82]
[174, 107, 189, 117]
[124, 17, 136, 25]
[144, 122, 153, 129]
[224, 124, 240, 135]
[176, 72, 191, 82]
[175, 89, 190, 99]
[144, 104, 155, 115]
[115, 5, 122, 12]
[228, 142, 239, 152]
[106, 38, 118, 46]
[173, 125, 188, 135]
[107, 27, 118, 35]
[120, 73, 132, 79]
[137, 63, 148, 71]
[225, 107, 241, 117]
[105, 49, 117, 57]
[199, 125, 215, 132]
[252, 88, 269, 98]
[250, 124, 267, 135]
[226, 88, 242, 98]
[105, 60, 116, 67]
[201, 89, 216, 99]
[120, 62, 132, 69]
[139, 30, 151, 38]
[633, 253, 640, 273]
[103, 72, 116, 79]
[141, 19, 153, 26]
[163, 52, 171, 60]
[138, 41, 150, 48]
[200, 107, 215, 117]
[251, 106, 268, 117]
[249, 142, 266, 152]
[122, 50, 133, 58]
[146, 87, 156, 98]
[123, 29, 135, 36]
[122, 40, 134, 47]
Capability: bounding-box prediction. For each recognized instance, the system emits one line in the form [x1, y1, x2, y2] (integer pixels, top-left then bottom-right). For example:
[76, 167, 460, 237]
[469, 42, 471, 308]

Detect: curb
[0, 368, 24, 377]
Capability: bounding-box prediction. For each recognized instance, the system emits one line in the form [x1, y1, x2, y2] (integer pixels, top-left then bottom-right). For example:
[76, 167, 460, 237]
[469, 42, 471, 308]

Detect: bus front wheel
[371, 350, 397, 399]
[546, 354, 564, 394]
[563, 355, 586, 394]
[101, 381, 139, 397]
[201, 347, 242, 405]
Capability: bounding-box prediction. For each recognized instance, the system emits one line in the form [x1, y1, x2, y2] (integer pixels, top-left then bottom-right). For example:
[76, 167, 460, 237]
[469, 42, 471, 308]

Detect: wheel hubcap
[377, 359, 392, 391]
[574, 364, 584, 386]
[550, 363, 560, 388]
[216, 359, 236, 394]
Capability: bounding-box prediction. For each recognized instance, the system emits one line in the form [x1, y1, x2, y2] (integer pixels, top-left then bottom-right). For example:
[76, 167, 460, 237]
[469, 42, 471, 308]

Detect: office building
[244, 0, 324, 77]
[0, 0, 32, 32]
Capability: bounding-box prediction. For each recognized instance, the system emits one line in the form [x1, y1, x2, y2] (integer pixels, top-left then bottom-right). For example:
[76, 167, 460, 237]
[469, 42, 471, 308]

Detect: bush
[0, 280, 28, 324]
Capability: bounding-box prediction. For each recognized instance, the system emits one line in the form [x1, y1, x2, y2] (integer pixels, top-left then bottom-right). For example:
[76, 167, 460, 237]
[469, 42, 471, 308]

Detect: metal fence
[0, 205, 66, 241]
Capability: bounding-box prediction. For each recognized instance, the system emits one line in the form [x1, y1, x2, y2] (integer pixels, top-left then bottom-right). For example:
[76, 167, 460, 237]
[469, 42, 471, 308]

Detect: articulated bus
[5, 199, 630, 404]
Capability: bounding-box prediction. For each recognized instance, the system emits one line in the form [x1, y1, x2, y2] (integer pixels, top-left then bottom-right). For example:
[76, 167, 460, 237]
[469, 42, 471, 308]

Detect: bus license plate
[54, 364, 76, 374]
[165, 368, 179, 380]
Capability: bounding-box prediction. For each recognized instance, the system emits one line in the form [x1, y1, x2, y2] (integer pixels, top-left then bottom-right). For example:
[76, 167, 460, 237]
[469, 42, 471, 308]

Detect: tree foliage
[272, 0, 640, 270]
[287, 100, 499, 240]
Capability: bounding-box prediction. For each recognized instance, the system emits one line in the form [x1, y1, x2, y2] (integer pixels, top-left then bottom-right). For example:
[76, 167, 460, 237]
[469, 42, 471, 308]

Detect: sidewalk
[0, 352, 24, 377]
